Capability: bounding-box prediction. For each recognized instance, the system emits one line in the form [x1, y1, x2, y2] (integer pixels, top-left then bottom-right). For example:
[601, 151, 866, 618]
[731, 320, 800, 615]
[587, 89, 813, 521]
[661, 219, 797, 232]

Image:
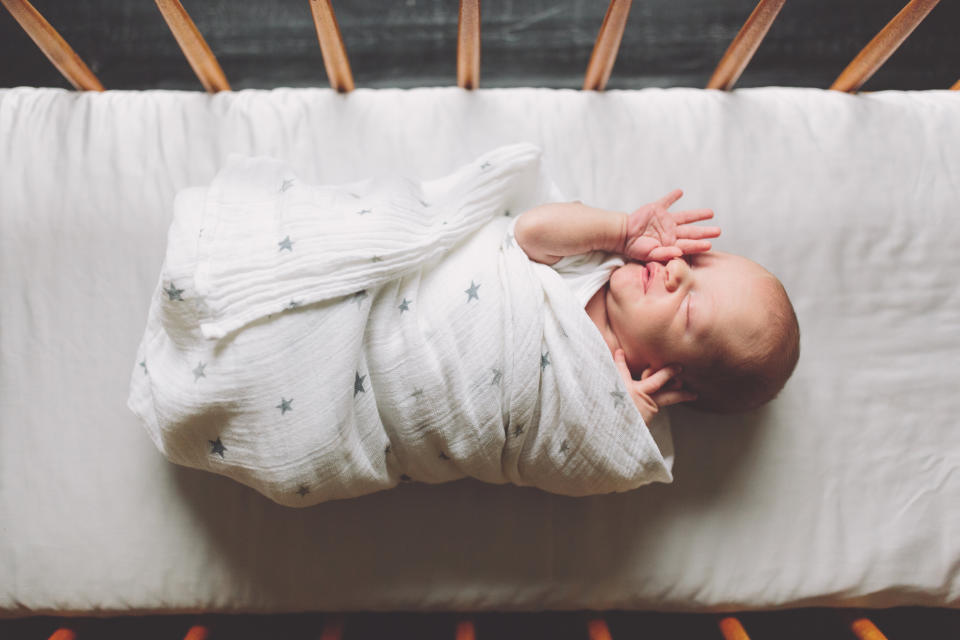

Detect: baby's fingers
[636, 364, 682, 395]
[676, 239, 713, 254]
[672, 208, 714, 224]
[676, 224, 721, 240]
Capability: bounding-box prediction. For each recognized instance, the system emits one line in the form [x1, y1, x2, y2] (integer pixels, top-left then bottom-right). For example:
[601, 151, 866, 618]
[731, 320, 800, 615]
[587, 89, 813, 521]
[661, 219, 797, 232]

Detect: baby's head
[606, 251, 800, 414]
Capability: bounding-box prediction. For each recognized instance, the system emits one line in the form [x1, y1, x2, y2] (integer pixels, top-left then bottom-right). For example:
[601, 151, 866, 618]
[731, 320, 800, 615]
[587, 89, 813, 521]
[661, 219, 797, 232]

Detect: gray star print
[287, 299, 302, 310]
[560, 439, 570, 454]
[480, 161, 491, 170]
[371, 255, 383, 262]
[278, 236, 294, 251]
[352, 290, 368, 307]
[505, 233, 515, 247]
[209, 437, 226, 457]
[281, 178, 295, 192]
[490, 368, 502, 385]
[513, 424, 525, 437]
[356, 208, 372, 215]
[439, 451, 450, 460]
[465, 280, 481, 302]
[611, 390, 626, 408]
[354, 371, 367, 396]
[296, 484, 310, 496]
[410, 388, 424, 399]
[385, 443, 392, 455]
[418, 198, 430, 207]
[164, 283, 184, 301]
[139, 360, 148, 375]
[400, 473, 413, 482]
[193, 361, 207, 381]
[398, 298, 411, 313]
[504, 209, 511, 217]
[541, 352, 551, 370]
[277, 397, 293, 414]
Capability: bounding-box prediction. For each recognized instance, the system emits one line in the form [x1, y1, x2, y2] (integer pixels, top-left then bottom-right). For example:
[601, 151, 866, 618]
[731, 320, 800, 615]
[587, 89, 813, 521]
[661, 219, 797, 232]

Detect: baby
[515, 189, 800, 421]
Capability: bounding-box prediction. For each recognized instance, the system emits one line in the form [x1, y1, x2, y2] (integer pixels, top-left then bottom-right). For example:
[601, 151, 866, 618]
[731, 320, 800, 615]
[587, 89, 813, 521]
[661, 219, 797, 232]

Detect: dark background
[1, 0, 957, 91]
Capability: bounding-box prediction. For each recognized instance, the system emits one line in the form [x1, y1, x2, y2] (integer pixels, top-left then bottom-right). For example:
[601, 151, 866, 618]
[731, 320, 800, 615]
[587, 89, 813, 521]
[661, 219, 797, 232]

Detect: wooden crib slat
[951, 78, 960, 90]
[582, 0, 633, 91]
[586, 617, 613, 640]
[829, 0, 941, 93]
[46, 629, 77, 640]
[457, 0, 481, 89]
[706, 0, 786, 91]
[153, 0, 229, 93]
[455, 618, 476, 640]
[0, 0, 104, 91]
[850, 617, 890, 640]
[308, 0, 355, 93]
[717, 616, 751, 640]
[182, 624, 210, 640]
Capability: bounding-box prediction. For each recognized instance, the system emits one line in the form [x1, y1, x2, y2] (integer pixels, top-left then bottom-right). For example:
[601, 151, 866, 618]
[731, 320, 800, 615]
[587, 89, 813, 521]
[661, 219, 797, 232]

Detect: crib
[1, 0, 958, 638]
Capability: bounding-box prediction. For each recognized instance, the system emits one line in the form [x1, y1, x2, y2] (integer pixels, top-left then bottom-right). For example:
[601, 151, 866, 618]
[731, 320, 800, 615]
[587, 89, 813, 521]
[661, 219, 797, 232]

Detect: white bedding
[1, 86, 958, 614]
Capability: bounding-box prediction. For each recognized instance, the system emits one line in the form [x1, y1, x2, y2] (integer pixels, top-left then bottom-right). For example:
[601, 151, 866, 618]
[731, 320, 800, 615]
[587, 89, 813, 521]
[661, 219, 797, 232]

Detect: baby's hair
[683, 274, 800, 414]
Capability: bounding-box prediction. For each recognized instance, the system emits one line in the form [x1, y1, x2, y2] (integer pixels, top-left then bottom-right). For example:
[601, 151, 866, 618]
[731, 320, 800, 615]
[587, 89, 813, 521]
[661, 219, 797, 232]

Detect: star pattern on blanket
[287, 299, 302, 310]
[411, 388, 424, 399]
[504, 209, 511, 217]
[209, 437, 226, 458]
[384, 443, 391, 455]
[354, 371, 367, 396]
[439, 451, 450, 460]
[398, 298, 411, 313]
[465, 280, 481, 302]
[418, 198, 430, 207]
[277, 397, 293, 414]
[541, 352, 551, 370]
[280, 178, 295, 192]
[296, 484, 310, 497]
[139, 359, 148, 375]
[512, 424, 525, 437]
[490, 368, 502, 385]
[164, 283, 184, 301]
[371, 255, 383, 262]
[399, 473, 413, 482]
[356, 208, 372, 215]
[480, 161, 491, 170]
[278, 235, 294, 252]
[193, 361, 207, 381]
[560, 439, 570, 454]
[610, 389, 626, 408]
[505, 233, 515, 247]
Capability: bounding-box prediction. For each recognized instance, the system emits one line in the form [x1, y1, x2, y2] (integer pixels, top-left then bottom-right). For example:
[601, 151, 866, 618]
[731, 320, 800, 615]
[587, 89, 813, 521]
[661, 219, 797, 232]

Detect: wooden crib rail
[36, 611, 901, 640]
[2, 0, 957, 93]
[830, 0, 942, 92]
[154, 0, 230, 93]
[0, 0, 103, 91]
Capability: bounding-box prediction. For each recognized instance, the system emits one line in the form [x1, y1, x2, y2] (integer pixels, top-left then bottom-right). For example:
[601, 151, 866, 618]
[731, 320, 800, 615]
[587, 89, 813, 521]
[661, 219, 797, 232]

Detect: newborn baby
[515, 189, 800, 420]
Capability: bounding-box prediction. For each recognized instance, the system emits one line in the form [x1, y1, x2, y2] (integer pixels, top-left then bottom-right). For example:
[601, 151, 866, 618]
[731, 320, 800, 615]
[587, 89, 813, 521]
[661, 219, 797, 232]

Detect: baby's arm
[513, 201, 627, 266]
[515, 191, 719, 266]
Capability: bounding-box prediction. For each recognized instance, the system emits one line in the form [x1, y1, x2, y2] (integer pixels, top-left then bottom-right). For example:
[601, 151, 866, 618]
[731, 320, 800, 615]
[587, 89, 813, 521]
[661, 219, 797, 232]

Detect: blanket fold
[128, 143, 674, 507]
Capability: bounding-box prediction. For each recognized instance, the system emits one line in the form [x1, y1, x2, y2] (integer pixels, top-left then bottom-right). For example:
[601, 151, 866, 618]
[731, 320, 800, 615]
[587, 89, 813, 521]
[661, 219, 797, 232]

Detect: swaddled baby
[128, 143, 797, 507]
[514, 189, 800, 419]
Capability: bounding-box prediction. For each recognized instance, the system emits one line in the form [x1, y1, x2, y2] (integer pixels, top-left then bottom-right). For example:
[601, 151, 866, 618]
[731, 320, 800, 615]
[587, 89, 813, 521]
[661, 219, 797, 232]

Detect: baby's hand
[620, 189, 721, 262]
[613, 349, 697, 424]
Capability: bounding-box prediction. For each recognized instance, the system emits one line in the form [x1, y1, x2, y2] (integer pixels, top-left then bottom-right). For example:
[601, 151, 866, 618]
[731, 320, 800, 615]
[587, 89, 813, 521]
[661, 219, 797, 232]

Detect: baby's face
[606, 251, 773, 375]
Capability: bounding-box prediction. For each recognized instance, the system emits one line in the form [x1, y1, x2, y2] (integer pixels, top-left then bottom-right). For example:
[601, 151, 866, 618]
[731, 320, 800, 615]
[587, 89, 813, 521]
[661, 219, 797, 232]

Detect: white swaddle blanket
[127, 142, 674, 507]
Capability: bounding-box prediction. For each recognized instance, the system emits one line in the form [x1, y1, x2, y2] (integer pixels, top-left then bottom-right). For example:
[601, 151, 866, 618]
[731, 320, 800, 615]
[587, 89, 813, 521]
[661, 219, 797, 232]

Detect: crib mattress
[1, 86, 958, 615]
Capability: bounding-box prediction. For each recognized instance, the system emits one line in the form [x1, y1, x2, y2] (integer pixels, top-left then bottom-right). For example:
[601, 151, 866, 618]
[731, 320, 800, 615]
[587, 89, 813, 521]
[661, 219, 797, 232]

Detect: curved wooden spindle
[308, 0, 355, 92]
[457, 0, 481, 89]
[320, 614, 346, 640]
[46, 629, 77, 640]
[455, 617, 476, 640]
[583, 0, 633, 91]
[830, 0, 941, 93]
[182, 624, 210, 640]
[0, 0, 104, 91]
[707, 0, 786, 90]
[154, 0, 230, 93]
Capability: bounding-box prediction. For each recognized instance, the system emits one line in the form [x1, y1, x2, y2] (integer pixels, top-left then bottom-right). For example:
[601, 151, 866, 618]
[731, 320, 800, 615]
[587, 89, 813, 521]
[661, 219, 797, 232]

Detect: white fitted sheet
[1, 86, 958, 615]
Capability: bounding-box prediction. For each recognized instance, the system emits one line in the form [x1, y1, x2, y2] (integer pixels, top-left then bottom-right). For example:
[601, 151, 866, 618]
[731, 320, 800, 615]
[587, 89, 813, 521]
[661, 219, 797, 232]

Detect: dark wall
[1, 0, 957, 91]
